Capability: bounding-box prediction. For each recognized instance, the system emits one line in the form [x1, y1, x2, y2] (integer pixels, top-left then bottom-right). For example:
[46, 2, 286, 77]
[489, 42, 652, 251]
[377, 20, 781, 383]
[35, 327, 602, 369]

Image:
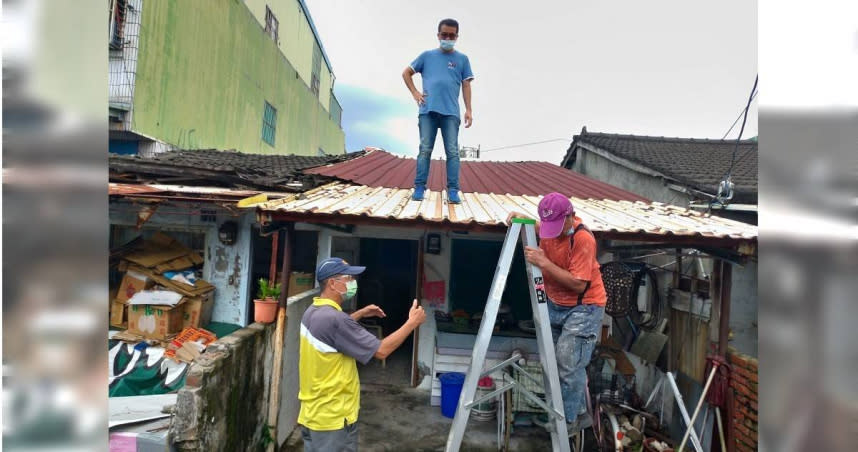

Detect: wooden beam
[411, 236, 425, 388]
[267, 223, 294, 452]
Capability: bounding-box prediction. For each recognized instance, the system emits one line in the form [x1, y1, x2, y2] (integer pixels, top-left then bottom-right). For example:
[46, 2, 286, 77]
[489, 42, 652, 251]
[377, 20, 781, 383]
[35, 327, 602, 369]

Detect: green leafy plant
[259, 424, 274, 451]
[269, 281, 282, 300]
[256, 278, 282, 300]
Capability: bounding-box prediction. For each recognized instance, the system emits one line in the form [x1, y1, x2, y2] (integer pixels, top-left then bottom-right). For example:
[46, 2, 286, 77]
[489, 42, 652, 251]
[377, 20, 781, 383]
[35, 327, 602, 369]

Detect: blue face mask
[439, 39, 456, 51]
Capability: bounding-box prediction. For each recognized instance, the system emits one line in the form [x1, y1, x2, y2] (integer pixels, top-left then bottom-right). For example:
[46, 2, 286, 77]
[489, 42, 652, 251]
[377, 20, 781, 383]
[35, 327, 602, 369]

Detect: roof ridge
[578, 131, 757, 145]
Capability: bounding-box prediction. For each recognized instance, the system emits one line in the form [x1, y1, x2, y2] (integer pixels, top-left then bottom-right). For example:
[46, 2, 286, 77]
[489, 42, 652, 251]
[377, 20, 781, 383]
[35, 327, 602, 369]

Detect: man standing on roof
[507, 192, 607, 436]
[403, 18, 474, 204]
[298, 257, 426, 451]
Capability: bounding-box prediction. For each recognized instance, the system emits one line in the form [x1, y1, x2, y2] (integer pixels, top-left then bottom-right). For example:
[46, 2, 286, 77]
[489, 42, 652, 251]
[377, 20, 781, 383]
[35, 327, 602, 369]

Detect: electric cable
[708, 75, 758, 213]
[720, 90, 758, 140]
[479, 138, 570, 153]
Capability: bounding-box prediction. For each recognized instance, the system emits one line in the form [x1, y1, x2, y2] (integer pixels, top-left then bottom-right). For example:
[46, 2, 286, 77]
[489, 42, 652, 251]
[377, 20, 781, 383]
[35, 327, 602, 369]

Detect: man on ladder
[508, 192, 607, 436]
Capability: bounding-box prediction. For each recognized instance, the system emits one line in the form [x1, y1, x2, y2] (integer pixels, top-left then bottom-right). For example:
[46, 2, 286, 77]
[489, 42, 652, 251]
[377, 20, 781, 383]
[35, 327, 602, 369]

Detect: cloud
[337, 84, 418, 155]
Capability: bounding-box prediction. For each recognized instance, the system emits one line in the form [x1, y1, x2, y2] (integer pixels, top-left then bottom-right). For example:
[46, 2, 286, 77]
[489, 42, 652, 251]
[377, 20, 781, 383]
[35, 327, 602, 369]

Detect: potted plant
[253, 278, 280, 323]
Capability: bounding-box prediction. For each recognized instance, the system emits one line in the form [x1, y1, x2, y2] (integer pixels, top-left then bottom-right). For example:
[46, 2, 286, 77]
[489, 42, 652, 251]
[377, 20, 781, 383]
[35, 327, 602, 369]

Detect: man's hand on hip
[412, 91, 427, 106]
[464, 110, 473, 128]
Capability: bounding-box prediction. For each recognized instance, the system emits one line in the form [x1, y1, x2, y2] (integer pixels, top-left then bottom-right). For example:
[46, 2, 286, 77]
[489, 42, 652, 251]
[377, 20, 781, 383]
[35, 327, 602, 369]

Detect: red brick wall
[728, 348, 758, 451]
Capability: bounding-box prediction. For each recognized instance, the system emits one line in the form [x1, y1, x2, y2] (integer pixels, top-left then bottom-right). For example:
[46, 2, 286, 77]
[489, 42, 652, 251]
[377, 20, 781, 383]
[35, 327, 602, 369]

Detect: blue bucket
[440, 372, 466, 418]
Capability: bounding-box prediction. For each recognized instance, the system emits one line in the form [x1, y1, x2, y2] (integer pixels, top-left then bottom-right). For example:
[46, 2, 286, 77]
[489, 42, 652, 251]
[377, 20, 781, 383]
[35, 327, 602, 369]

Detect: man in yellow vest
[298, 257, 426, 451]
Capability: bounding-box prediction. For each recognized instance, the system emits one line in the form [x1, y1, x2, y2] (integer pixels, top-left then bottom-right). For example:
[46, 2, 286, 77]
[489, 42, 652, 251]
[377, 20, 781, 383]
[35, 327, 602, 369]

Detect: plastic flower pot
[254, 297, 278, 323]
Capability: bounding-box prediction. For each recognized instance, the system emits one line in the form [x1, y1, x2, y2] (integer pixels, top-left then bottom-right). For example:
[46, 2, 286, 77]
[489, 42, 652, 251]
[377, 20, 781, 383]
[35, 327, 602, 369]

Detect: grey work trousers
[301, 422, 358, 452]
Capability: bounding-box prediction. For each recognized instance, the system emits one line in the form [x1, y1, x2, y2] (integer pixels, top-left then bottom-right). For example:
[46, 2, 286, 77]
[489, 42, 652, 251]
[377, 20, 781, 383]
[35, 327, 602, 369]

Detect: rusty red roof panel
[109, 183, 166, 195]
[305, 150, 648, 202]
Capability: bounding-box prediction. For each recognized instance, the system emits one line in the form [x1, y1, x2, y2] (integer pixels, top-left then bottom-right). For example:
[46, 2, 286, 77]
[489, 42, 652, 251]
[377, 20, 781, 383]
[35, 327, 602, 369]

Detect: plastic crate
[511, 363, 546, 413]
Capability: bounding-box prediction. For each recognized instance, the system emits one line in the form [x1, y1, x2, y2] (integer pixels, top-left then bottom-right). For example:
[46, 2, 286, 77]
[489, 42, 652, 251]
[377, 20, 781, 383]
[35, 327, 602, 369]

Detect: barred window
[261, 102, 277, 146]
[264, 6, 279, 43]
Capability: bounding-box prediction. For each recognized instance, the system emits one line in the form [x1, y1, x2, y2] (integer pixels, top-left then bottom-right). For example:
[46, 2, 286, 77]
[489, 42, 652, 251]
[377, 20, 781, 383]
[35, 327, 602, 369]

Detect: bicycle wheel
[598, 409, 622, 452]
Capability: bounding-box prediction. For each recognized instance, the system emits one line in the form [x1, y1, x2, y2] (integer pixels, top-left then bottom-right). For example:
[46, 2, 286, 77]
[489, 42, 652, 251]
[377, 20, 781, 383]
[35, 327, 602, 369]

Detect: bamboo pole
[678, 362, 720, 452]
[266, 224, 293, 452]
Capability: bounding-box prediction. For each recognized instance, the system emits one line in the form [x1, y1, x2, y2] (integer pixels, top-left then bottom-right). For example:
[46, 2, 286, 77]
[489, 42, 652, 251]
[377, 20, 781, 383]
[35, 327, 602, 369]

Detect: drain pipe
[267, 223, 294, 452]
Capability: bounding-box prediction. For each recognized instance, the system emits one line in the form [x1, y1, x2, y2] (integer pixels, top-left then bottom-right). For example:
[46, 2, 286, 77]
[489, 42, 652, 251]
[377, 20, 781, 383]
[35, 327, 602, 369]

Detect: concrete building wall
[277, 289, 319, 444]
[172, 323, 275, 451]
[572, 148, 693, 207]
[243, 0, 335, 113]
[109, 200, 255, 326]
[128, 0, 344, 155]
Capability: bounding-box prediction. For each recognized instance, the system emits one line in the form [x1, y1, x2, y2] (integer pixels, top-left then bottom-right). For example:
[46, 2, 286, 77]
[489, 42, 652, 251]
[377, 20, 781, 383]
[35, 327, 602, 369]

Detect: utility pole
[459, 145, 480, 159]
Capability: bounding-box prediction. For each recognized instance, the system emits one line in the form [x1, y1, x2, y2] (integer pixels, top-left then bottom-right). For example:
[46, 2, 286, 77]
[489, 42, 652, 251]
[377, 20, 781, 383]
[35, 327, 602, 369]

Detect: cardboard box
[127, 302, 186, 340]
[288, 272, 315, 297]
[181, 291, 215, 329]
[123, 232, 203, 272]
[110, 300, 128, 329]
[125, 264, 214, 297]
[116, 270, 155, 304]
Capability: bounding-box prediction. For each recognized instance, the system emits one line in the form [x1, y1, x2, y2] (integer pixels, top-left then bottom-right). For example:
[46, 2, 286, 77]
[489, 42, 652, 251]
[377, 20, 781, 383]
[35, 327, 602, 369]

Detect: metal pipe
[269, 230, 279, 283]
[717, 261, 733, 356]
[266, 223, 294, 452]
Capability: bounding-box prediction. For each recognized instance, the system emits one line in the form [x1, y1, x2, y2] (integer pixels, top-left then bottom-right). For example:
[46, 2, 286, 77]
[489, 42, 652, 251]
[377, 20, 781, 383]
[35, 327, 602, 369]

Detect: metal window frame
[262, 101, 277, 146]
[311, 43, 322, 97]
[109, 0, 127, 49]
[264, 5, 279, 43]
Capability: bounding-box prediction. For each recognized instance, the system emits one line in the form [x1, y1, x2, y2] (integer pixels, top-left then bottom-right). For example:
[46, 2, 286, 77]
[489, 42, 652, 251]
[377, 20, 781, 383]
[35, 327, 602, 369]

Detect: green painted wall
[132, 0, 344, 155]
[243, 0, 334, 110]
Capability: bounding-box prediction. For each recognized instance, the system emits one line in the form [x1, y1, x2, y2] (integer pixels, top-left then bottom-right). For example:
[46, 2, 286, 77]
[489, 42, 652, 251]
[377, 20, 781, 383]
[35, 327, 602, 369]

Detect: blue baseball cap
[316, 257, 366, 283]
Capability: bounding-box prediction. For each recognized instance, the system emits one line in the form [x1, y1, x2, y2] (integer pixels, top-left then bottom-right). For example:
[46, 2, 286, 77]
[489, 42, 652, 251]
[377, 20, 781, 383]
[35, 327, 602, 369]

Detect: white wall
[204, 214, 254, 325]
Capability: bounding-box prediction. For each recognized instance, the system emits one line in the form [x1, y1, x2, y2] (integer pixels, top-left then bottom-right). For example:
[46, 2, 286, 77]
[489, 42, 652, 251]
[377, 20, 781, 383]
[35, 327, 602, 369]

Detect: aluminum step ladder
[445, 218, 570, 452]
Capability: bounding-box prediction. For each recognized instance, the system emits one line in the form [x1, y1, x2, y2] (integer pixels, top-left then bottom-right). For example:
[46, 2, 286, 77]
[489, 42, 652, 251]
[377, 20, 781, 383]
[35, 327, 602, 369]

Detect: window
[261, 102, 277, 146]
[108, 0, 128, 49]
[264, 6, 279, 43]
[311, 42, 322, 97]
[330, 93, 342, 127]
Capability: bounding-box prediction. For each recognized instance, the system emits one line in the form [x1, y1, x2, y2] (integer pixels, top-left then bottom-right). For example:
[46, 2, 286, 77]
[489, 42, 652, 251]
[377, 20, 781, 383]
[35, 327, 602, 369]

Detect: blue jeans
[547, 301, 604, 421]
[415, 112, 460, 191]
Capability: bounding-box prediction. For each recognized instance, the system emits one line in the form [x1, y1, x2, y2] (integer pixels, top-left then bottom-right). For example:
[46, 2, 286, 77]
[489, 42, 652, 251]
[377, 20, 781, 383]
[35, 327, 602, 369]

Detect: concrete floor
[282, 347, 557, 451]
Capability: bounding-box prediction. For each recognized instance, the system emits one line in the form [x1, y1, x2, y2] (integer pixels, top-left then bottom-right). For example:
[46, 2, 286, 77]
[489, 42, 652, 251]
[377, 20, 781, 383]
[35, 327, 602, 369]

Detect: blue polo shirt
[410, 48, 474, 118]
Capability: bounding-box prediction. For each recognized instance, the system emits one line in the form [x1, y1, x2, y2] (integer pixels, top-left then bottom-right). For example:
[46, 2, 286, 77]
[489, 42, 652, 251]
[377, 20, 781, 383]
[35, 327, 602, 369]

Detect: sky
[305, 0, 759, 162]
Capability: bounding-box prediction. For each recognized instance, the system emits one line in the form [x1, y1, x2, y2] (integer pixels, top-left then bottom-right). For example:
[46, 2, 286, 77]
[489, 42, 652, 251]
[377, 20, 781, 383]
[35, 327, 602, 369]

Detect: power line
[725, 75, 758, 180]
[709, 75, 758, 213]
[720, 89, 758, 140]
[479, 138, 570, 153]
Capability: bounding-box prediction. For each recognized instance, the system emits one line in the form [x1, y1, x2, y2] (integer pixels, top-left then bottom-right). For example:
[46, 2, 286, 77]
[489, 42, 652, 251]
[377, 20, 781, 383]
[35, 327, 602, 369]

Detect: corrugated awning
[257, 182, 757, 246]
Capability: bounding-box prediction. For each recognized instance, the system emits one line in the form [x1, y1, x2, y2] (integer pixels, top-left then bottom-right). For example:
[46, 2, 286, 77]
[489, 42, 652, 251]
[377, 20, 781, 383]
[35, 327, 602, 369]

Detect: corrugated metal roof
[258, 182, 757, 241]
[305, 150, 649, 202]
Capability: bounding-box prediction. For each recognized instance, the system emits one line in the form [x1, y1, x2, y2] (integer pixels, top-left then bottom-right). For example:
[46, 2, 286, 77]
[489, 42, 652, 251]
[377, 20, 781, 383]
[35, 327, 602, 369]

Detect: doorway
[353, 237, 418, 387]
